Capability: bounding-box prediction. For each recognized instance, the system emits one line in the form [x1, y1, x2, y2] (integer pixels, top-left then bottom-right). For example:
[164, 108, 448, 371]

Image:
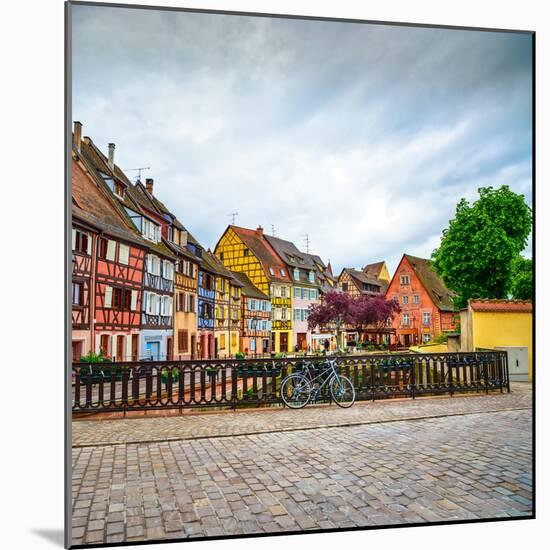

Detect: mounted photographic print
[66, 1, 534, 548]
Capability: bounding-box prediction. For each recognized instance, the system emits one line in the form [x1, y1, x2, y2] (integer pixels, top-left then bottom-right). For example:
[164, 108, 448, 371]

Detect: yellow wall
[472, 311, 532, 380]
[378, 263, 391, 283]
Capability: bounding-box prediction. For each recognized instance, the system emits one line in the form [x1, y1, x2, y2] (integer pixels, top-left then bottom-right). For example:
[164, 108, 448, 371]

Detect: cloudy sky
[72, 5, 532, 275]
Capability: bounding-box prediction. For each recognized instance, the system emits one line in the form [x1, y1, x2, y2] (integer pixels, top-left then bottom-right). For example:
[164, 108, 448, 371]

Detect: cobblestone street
[71, 386, 533, 546]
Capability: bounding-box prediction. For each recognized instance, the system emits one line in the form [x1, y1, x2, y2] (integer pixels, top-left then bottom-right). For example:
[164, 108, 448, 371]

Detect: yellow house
[460, 299, 533, 381]
[215, 225, 293, 353]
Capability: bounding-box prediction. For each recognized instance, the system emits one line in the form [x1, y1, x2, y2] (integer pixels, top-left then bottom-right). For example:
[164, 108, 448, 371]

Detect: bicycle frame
[297, 359, 340, 392]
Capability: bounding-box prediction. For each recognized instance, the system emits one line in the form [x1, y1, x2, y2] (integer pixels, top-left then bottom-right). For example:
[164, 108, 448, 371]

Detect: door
[72, 340, 83, 362]
[146, 341, 160, 361]
[297, 333, 307, 351]
[131, 334, 139, 361]
[116, 335, 125, 362]
[280, 332, 288, 352]
[167, 337, 173, 361]
[262, 338, 269, 354]
[214, 337, 219, 358]
[403, 334, 410, 347]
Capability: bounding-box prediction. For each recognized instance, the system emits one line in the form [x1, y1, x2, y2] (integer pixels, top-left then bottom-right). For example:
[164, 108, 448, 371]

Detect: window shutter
[86, 234, 92, 255]
[130, 290, 138, 311]
[168, 298, 173, 317]
[119, 244, 129, 265]
[71, 228, 76, 250]
[106, 240, 116, 261]
[104, 286, 113, 308]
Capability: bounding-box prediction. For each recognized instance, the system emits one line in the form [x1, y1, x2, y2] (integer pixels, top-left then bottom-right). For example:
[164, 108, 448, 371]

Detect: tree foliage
[510, 256, 533, 300]
[432, 186, 532, 308]
[308, 291, 400, 348]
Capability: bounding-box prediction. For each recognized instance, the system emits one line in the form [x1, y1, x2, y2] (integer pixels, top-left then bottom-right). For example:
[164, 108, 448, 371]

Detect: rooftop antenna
[228, 212, 239, 225]
[303, 234, 311, 254]
[271, 224, 277, 237]
[124, 166, 151, 182]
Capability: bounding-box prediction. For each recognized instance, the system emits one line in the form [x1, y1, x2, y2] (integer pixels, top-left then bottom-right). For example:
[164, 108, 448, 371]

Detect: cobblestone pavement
[71, 407, 533, 546]
[72, 383, 531, 447]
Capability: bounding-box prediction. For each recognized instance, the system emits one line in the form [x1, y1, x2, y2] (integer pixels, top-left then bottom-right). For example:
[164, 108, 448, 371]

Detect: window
[423, 334, 431, 343]
[413, 295, 420, 304]
[280, 286, 287, 298]
[72, 282, 83, 305]
[178, 330, 189, 353]
[114, 181, 125, 198]
[72, 229, 90, 254]
[342, 282, 349, 292]
[400, 275, 410, 285]
[142, 218, 159, 242]
[243, 249, 249, 257]
[294, 308, 300, 321]
[269, 267, 275, 276]
[100, 335, 110, 356]
[301, 288, 307, 299]
[309, 289, 317, 300]
[98, 238, 108, 259]
[281, 308, 287, 320]
[294, 287, 300, 298]
[119, 244, 129, 265]
[293, 268, 300, 280]
[402, 295, 409, 304]
[423, 312, 431, 326]
[220, 334, 226, 349]
[250, 339, 256, 351]
[219, 252, 224, 260]
[106, 240, 116, 262]
[402, 314, 410, 326]
[163, 260, 174, 280]
[280, 268, 286, 277]
[308, 271, 315, 283]
[112, 288, 122, 309]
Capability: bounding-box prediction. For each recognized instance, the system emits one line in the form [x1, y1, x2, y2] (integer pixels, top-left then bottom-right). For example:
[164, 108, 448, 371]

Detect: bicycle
[280, 358, 355, 409]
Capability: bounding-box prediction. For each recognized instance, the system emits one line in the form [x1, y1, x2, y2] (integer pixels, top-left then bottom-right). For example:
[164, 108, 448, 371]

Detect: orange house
[386, 254, 458, 347]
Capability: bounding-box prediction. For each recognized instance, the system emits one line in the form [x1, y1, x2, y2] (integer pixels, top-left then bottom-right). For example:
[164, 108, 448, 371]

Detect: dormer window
[114, 181, 125, 198]
[142, 218, 160, 243]
[269, 267, 275, 276]
[293, 268, 300, 280]
[280, 268, 286, 277]
[308, 271, 315, 283]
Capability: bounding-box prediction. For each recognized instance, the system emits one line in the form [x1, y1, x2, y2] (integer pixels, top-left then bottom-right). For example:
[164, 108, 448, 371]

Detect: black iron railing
[72, 351, 509, 414]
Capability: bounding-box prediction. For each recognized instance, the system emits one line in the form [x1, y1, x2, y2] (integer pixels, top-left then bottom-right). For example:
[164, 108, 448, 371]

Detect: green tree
[432, 186, 532, 308]
[510, 256, 533, 300]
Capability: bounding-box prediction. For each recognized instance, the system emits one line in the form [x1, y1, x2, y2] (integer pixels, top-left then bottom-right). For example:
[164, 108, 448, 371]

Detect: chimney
[108, 143, 115, 170]
[256, 225, 264, 235]
[73, 121, 82, 152]
[145, 178, 154, 194]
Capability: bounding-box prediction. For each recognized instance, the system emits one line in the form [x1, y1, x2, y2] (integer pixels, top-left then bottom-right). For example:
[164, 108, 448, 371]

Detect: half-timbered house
[338, 268, 387, 297]
[76, 125, 175, 360]
[71, 144, 147, 362]
[197, 256, 217, 359]
[231, 272, 272, 356]
[385, 254, 458, 347]
[214, 225, 293, 353]
[264, 235, 323, 352]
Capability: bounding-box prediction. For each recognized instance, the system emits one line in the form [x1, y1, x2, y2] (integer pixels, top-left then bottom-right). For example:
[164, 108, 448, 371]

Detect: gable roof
[71, 159, 146, 247]
[403, 254, 455, 311]
[341, 268, 385, 294]
[230, 271, 269, 299]
[469, 299, 532, 313]
[76, 136, 175, 259]
[226, 225, 291, 283]
[363, 261, 387, 280]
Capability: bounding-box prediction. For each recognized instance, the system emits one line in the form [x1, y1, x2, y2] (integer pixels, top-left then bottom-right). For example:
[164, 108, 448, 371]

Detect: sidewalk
[72, 383, 531, 447]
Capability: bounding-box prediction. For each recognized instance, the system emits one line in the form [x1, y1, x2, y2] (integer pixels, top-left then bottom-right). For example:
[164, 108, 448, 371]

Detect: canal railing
[72, 351, 509, 414]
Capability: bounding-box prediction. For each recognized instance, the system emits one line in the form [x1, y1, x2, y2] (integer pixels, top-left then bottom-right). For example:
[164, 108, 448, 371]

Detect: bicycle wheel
[329, 375, 355, 408]
[280, 373, 312, 409]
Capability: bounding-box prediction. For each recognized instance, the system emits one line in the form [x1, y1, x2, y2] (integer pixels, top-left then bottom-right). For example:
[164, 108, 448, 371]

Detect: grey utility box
[495, 346, 530, 382]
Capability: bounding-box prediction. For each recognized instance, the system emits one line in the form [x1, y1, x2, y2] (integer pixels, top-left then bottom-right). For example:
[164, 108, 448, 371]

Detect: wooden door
[116, 335, 125, 362]
[280, 332, 288, 352]
[131, 334, 139, 361]
[167, 337, 173, 361]
[72, 340, 83, 362]
[191, 334, 196, 359]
